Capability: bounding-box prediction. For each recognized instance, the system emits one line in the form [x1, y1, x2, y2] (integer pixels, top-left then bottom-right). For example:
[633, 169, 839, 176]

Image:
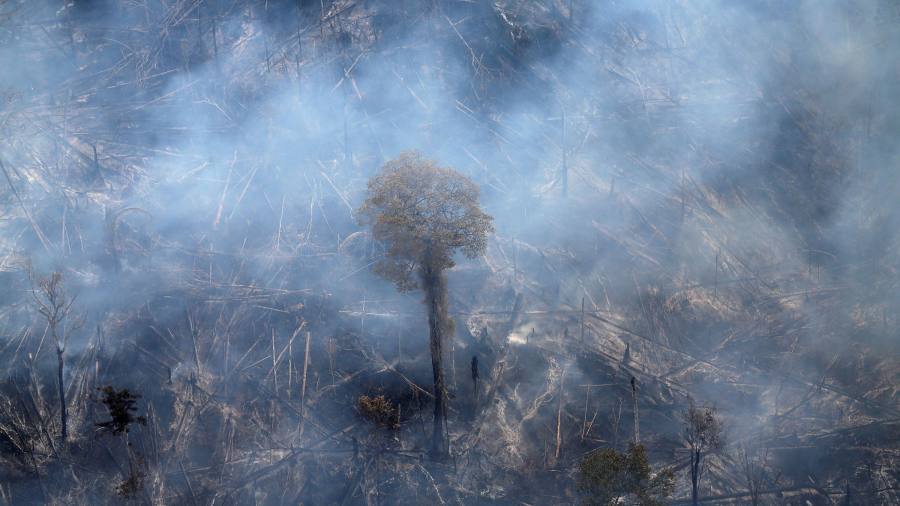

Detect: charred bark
[691, 449, 701, 506]
[421, 253, 449, 459]
[57, 345, 67, 443]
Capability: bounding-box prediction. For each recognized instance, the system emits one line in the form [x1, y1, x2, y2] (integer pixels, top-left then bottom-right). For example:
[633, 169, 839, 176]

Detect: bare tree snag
[2, 159, 53, 254]
[560, 104, 568, 197]
[555, 366, 566, 461]
[471, 355, 479, 406]
[299, 331, 311, 437]
[580, 297, 585, 343]
[631, 376, 639, 445]
[32, 272, 79, 445]
[714, 248, 720, 298]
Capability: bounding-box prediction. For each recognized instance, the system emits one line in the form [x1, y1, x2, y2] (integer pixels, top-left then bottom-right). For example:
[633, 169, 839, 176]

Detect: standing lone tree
[32, 272, 79, 445]
[682, 401, 724, 505]
[359, 151, 493, 458]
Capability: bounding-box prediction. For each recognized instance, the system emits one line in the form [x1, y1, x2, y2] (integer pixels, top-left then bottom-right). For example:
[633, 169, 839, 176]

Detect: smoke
[0, 0, 898, 502]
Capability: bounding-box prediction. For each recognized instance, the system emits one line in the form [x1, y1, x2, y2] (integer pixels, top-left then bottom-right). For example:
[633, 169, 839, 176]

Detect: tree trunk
[631, 377, 639, 445]
[691, 449, 701, 505]
[57, 346, 67, 444]
[471, 355, 479, 406]
[560, 104, 568, 197]
[422, 257, 448, 459]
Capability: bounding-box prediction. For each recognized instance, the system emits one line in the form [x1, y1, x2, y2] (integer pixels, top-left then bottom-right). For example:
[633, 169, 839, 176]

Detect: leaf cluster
[357, 151, 493, 291]
[357, 394, 399, 429]
[95, 386, 147, 435]
[683, 402, 724, 453]
[578, 444, 675, 506]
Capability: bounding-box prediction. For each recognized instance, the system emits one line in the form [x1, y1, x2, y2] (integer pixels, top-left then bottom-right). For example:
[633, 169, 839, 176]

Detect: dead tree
[471, 355, 479, 405]
[630, 377, 639, 445]
[738, 439, 769, 506]
[560, 103, 568, 197]
[682, 401, 724, 505]
[31, 272, 79, 445]
[102, 206, 150, 275]
[358, 151, 493, 458]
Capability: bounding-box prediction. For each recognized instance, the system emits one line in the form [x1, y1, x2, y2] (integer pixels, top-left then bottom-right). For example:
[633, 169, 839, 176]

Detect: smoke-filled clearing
[0, 1, 898, 504]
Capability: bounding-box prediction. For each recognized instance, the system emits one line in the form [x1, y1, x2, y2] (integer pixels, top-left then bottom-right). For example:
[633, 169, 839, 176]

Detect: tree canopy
[683, 403, 724, 454]
[357, 151, 494, 290]
[578, 444, 675, 506]
[683, 402, 725, 505]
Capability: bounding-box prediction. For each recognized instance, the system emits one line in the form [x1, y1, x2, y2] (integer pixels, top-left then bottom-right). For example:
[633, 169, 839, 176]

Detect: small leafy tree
[682, 402, 724, 505]
[358, 395, 399, 430]
[96, 386, 147, 500]
[31, 271, 80, 444]
[96, 386, 146, 435]
[358, 151, 493, 458]
[578, 443, 675, 506]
